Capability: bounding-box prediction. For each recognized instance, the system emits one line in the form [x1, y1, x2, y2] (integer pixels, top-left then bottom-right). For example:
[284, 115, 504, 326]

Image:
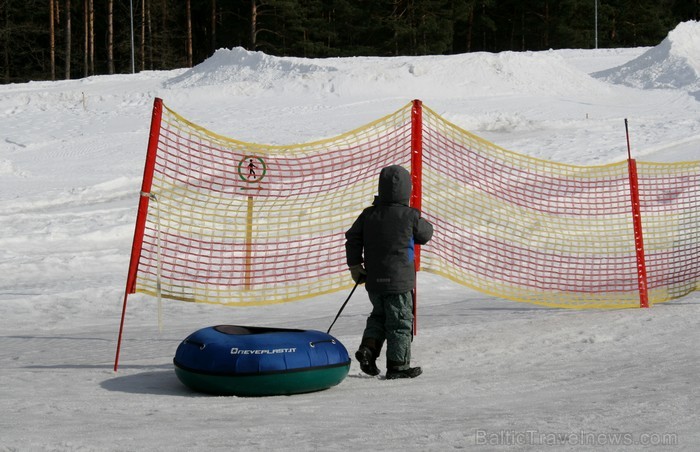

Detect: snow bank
[164, 47, 331, 92]
[593, 21, 700, 92]
[165, 47, 611, 99]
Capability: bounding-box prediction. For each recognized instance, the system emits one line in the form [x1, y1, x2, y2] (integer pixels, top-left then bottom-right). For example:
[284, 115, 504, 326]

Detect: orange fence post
[411, 99, 423, 333]
[114, 97, 164, 371]
[625, 119, 650, 308]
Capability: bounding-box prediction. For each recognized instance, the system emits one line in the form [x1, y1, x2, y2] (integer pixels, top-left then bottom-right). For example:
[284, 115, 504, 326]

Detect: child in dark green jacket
[345, 165, 433, 379]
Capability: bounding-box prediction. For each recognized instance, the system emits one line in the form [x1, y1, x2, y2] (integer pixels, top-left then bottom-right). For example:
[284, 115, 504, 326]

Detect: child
[345, 165, 433, 379]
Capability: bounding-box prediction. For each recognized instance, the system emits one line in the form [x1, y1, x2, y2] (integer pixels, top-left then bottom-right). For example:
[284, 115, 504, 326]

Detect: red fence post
[625, 119, 649, 308]
[627, 158, 650, 308]
[411, 99, 423, 334]
[114, 98, 164, 371]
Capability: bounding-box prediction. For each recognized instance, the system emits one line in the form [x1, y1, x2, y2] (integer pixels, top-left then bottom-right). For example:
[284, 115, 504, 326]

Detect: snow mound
[164, 47, 333, 90]
[593, 21, 700, 92]
[165, 47, 608, 99]
[0, 159, 27, 177]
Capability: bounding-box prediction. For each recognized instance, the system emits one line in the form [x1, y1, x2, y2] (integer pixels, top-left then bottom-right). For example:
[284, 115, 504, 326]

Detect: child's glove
[349, 264, 367, 284]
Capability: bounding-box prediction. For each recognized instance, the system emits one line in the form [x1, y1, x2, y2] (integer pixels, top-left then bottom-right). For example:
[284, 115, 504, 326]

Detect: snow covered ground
[1, 21, 699, 451]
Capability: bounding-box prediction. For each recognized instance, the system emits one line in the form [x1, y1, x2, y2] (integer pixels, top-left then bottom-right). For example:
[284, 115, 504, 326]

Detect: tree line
[2, 0, 698, 84]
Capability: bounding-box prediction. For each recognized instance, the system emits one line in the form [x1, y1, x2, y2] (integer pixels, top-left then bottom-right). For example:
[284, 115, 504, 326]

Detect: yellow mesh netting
[132, 100, 699, 308]
[135, 101, 412, 305]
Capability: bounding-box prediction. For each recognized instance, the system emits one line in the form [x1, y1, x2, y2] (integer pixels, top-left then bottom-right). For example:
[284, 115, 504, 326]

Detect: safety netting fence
[124, 99, 699, 310]
[420, 105, 699, 308]
[126, 99, 412, 307]
[637, 161, 700, 302]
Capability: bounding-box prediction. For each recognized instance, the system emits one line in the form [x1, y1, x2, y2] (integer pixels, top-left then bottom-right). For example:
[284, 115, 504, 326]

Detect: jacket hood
[375, 165, 412, 205]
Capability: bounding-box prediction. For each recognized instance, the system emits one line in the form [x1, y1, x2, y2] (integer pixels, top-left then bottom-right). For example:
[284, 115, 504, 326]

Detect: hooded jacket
[345, 165, 433, 294]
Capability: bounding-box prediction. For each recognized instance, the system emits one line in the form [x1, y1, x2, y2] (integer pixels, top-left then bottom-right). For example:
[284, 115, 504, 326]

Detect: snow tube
[173, 325, 351, 396]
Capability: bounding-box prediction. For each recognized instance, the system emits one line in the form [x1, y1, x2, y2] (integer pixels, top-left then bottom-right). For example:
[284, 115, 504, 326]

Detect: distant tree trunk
[186, 0, 193, 67]
[50, 0, 56, 80]
[160, 0, 167, 67]
[83, 0, 88, 77]
[326, 8, 331, 50]
[3, 2, 9, 83]
[520, 9, 525, 50]
[108, 0, 114, 74]
[65, 0, 71, 79]
[481, 0, 488, 50]
[140, 0, 146, 71]
[211, 0, 217, 52]
[250, 0, 257, 50]
[542, 1, 550, 49]
[89, 0, 94, 74]
[466, 3, 473, 52]
[147, 0, 153, 69]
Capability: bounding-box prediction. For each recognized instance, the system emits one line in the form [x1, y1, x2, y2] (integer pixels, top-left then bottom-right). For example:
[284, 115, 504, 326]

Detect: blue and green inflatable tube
[174, 325, 351, 396]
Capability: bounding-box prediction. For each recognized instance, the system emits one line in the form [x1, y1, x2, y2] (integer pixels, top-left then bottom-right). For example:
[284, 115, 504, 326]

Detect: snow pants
[361, 291, 413, 371]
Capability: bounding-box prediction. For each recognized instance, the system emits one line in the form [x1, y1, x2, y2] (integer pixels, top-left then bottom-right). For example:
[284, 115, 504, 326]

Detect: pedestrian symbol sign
[238, 156, 266, 190]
